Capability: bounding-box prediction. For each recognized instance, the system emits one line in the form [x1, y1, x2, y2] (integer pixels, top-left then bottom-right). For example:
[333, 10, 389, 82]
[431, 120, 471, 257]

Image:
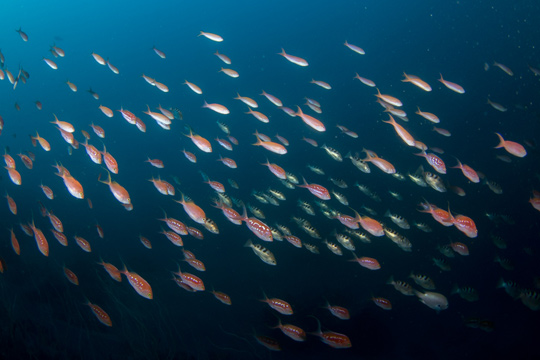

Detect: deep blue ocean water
[1, 1, 540, 359]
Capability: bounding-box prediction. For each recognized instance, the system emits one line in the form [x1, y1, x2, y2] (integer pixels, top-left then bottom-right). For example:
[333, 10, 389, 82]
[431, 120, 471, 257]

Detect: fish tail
[494, 133, 505, 148]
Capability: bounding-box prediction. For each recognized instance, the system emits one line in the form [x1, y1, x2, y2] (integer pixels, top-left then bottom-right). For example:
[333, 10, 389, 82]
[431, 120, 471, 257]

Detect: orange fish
[417, 201, 453, 227]
[149, 176, 169, 195]
[152, 46, 166, 58]
[350, 253, 381, 270]
[255, 335, 281, 351]
[217, 155, 236, 168]
[118, 107, 137, 124]
[253, 137, 287, 155]
[233, 206, 273, 242]
[382, 115, 415, 146]
[278, 48, 308, 66]
[260, 293, 293, 315]
[66, 80, 77, 92]
[183, 257, 205, 272]
[362, 149, 395, 174]
[3, 152, 16, 169]
[372, 297, 392, 310]
[212, 200, 242, 225]
[53, 164, 84, 199]
[63, 267, 79, 285]
[186, 130, 212, 153]
[120, 266, 153, 299]
[29, 219, 49, 256]
[356, 213, 384, 237]
[214, 51, 231, 64]
[295, 106, 325, 132]
[260, 90, 283, 107]
[74, 236, 91, 252]
[7, 228, 20, 255]
[91, 53, 106, 65]
[438, 74, 465, 94]
[451, 158, 479, 183]
[402, 72, 432, 91]
[97, 259, 122, 282]
[101, 145, 119, 174]
[297, 177, 330, 200]
[245, 108, 269, 123]
[234, 93, 258, 108]
[219, 67, 239, 78]
[310, 317, 351, 348]
[32, 132, 51, 151]
[184, 80, 202, 94]
[447, 206, 478, 238]
[344, 40, 365, 55]
[81, 139, 102, 163]
[86, 301, 112, 327]
[5, 193, 17, 215]
[202, 101, 230, 115]
[160, 228, 183, 246]
[51, 229, 68, 246]
[450, 242, 469, 256]
[172, 265, 205, 291]
[494, 133, 526, 158]
[139, 235, 152, 249]
[98, 170, 131, 205]
[95, 223, 104, 238]
[323, 302, 350, 320]
[261, 159, 287, 179]
[198, 31, 223, 42]
[46, 210, 63, 232]
[375, 88, 402, 107]
[99, 105, 113, 117]
[183, 149, 197, 163]
[415, 150, 446, 174]
[273, 319, 306, 342]
[211, 290, 232, 305]
[529, 191, 540, 212]
[174, 193, 206, 224]
[145, 157, 164, 169]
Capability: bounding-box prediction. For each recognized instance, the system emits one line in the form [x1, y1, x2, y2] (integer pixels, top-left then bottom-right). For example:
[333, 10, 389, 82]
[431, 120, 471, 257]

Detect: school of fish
[1, 22, 539, 356]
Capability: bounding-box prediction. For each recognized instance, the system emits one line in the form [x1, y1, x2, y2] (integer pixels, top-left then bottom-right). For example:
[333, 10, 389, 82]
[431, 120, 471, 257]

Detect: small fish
[385, 210, 410, 229]
[497, 278, 521, 298]
[321, 144, 342, 162]
[451, 285, 479, 302]
[387, 276, 415, 296]
[414, 290, 448, 311]
[244, 239, 276, 265]
[409, 273, 436, 290]
[432, 257, 451, 271]
[307, 164, 325, 175]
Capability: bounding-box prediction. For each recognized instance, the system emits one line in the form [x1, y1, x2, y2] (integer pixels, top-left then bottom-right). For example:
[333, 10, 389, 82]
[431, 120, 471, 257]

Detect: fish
[244, 240, 276, 265]
[310, 317, 351, 349]
[493, 61, 513, 76]
[344, 40, 365, 55]
[321, 144, 343, 162]
[414, 290, 448, 311]
[409, 273, 436, 290]
[86, 301, 112, 327]
[402, 72, 432, 91]
[198, 31, 223, 42]
[385, 210, 410, 229]
[278, 48, 308, 66]
[438, 74, 465, 93]
[494, 133, 527, 157]
[452, 285, 479, 302]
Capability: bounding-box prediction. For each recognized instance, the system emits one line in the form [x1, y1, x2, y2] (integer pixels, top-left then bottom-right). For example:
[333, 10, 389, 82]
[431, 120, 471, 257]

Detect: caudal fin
[494, 133, 505, 149]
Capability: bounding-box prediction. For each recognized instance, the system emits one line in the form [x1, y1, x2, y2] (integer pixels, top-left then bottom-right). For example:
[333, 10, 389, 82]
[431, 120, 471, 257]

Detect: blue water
[1, 1, 540, 359]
